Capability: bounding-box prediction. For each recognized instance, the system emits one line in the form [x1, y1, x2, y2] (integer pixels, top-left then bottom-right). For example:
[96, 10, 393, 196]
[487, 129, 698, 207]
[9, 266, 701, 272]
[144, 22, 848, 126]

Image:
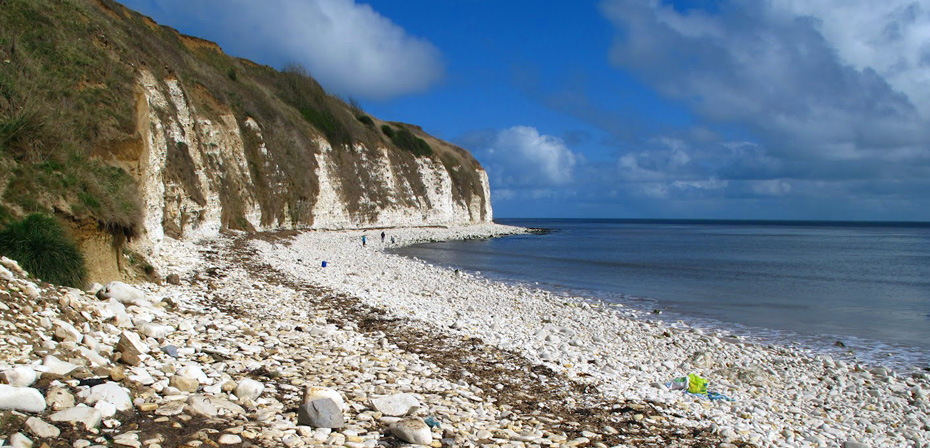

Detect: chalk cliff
[131, 68, 492, 261]
[0, 0, 493, 281]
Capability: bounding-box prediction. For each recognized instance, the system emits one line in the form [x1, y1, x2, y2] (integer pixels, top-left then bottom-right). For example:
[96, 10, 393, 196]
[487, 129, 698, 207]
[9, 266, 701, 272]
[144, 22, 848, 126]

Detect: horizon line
[493, 217, 930, 226]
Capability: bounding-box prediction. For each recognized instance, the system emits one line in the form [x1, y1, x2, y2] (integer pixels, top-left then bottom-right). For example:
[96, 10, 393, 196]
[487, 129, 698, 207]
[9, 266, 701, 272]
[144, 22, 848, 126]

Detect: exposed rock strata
[130, 69, 493, 271]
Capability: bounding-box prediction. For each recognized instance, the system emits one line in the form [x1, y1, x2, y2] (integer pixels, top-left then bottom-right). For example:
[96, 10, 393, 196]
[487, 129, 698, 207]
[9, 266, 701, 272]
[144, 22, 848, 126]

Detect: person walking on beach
[362, 235, 366, 247]
[381, 231, 386, 243]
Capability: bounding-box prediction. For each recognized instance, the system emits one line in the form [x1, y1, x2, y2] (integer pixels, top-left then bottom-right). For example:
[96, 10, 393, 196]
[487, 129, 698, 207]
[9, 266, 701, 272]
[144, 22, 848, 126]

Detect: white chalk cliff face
[131, 70, 493, 260]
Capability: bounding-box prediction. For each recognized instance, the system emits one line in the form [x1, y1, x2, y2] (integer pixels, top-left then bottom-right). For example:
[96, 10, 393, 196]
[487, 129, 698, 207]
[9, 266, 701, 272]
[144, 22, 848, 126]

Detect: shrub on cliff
[357, 115, 374, 127]
[381, 124, 395, 138]
[278, 64, 354, 149]
[0, 214, 87, 287]
[391, 128, 433, 157]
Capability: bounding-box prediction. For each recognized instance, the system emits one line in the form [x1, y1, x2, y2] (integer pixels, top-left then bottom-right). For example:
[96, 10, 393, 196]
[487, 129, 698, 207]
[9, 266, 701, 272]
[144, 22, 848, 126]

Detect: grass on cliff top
[0, 0, 489, 235]
[390, 127, 434, 158]
[276, 64, 357, 150]
[0, 0, 141, 236]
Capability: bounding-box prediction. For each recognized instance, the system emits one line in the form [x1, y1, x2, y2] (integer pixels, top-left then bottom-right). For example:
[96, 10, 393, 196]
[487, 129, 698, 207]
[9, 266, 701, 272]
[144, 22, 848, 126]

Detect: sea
[391, 219, 930, 370]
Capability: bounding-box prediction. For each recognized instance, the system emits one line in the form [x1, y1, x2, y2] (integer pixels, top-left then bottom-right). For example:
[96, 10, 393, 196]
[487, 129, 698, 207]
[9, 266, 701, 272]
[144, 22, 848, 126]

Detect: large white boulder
[49, 404, 102, 430]
[370, 393, 420, 416]
[82, 382, 132, 411]
[177, 365, 210, 384]
[138, 322, 173, 339]
[98, 281, 151, 307]
[0, 384, 46, 413]
[42, 355, 78, 376]
[302, 386, 346, 411]
[2, 366, 37, 387]
[235, 378, 264, 400]
[390, 418, 432, 445]
[25, 417, 60, 439]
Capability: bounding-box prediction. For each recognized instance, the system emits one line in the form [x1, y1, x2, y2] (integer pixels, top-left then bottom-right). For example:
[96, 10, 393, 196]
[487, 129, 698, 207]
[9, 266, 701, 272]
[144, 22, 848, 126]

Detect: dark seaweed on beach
[212, 230, 746, 448]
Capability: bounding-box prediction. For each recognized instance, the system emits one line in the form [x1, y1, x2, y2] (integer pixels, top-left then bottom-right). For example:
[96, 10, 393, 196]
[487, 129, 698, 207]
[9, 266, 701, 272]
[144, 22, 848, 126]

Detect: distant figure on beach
[381, 231, 386, 243]
[390, 236, 395, 245]
[362, 235, 366, 247]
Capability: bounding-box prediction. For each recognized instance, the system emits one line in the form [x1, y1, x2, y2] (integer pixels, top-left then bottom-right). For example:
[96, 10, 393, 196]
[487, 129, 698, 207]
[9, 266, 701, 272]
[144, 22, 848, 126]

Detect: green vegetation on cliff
[0, 214, 87, 287]
[0, 0, 140, 235]
[0, 0, 488, 247]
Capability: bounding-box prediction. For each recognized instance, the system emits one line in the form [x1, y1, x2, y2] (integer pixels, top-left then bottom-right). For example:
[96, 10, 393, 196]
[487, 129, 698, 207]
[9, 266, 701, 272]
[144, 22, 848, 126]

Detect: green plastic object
[687, 374, 708, 395]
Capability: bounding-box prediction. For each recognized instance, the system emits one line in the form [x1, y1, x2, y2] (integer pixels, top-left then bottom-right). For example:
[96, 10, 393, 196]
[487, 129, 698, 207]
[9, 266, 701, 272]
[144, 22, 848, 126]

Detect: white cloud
[671, 178, 728, 191]
[752, 179, 792, 196]
[480, 126, 579, 188]
[772, 1, 930, 115]
[617, 137, 694, 181]
[600, 0, 930, 160]
[640, 183, 670, 198]
[124, 0, 444, 99]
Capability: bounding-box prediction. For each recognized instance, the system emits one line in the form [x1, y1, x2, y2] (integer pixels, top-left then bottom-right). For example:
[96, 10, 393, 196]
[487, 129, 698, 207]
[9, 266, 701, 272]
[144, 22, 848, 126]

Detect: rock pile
[257, 224, 930, 448]
[1, 222, 925, 448]
[0, 226, 729, 448]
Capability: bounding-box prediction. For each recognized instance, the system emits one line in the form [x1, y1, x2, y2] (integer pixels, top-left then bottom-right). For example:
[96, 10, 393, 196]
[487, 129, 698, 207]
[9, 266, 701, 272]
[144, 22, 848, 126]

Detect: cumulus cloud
[751, 179, 792, 196]
[468, 126, 579, 189]
[123, 0, 444, 99]
[617, 137, 745, 198]
[772, 1, 930, 116]
[591, 0, 930, 218]
[599, 0, 930, 160]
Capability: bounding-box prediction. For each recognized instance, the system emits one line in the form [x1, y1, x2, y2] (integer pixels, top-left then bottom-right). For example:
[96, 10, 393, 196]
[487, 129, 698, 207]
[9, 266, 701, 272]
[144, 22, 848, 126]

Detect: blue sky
[120, 0, 930, 221]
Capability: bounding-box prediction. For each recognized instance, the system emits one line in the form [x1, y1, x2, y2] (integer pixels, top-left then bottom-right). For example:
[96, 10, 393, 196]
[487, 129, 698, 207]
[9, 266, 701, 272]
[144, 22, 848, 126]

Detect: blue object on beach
[424, 416, 440, 428]
[322, 261, 327, 267]
[686, 391, 734, 401]
[707, 391, 734, 401]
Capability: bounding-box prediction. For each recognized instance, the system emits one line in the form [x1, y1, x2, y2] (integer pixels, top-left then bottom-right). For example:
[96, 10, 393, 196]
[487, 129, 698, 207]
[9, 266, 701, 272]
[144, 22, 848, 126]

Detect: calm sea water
[392, 219, 930, 368]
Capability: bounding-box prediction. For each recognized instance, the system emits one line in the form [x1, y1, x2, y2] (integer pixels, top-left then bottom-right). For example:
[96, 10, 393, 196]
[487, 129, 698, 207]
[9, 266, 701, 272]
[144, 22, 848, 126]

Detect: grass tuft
[356, 115, 374, 127]
[381, 124, 394, 138]
[276, 64, 353, 149]
[0, 214, 87, 287]
[391, 127, 433, 157]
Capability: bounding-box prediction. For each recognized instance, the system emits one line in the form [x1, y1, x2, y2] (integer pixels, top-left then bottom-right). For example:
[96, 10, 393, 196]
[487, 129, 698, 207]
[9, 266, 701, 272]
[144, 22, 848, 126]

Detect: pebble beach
[0, 224, 926, 448]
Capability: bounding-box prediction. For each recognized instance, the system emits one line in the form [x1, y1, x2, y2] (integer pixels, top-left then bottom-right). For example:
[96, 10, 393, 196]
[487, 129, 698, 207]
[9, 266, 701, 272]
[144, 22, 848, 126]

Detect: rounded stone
[218, 434, 242, 445]
[297, 398, 344, 428]
[0, 385, 46, 413]
[169, 375, 200, 393]
[389, 418, 432, 445]
[25, 417, 60, 439]
[303, 386, 345, 411]
[2, 366, 37, 387]
[85, 382, 133, 411]
[370, 393, 420, 417]
[235, 378, 264, 400]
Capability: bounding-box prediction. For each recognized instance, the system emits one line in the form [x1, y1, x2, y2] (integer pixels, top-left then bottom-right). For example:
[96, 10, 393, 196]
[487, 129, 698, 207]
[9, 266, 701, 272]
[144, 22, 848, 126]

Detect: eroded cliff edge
[129, 68, 492, 264]
[0, 0, 493, 282]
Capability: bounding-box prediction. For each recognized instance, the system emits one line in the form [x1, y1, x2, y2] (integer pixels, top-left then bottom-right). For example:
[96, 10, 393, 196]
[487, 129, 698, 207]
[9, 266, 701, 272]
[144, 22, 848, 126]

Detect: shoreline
[256, 224, 930, 448]
[391, 224, 930, 374]
[388, 265, 929, 375]
[0, 223, 924, 447]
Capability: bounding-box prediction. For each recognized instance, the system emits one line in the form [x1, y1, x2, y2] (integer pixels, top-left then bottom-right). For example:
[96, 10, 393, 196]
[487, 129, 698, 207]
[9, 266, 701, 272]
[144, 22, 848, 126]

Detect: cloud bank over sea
[480, 0, 930, 219]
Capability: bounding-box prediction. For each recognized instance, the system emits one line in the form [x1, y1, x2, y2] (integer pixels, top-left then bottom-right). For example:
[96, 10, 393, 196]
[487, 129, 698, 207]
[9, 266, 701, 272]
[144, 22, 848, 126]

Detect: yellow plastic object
[687, 374, 708, 394]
